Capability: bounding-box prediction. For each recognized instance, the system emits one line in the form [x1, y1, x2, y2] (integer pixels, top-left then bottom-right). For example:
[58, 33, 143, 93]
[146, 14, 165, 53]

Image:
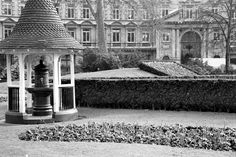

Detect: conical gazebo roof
[0, 0, 82, 50]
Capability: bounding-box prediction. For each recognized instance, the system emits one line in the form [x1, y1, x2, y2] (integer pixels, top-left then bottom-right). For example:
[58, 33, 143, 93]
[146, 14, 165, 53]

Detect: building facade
[0, 0, 234, 66]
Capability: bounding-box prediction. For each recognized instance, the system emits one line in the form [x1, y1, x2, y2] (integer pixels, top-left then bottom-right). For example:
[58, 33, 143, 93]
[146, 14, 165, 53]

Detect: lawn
[0, 107, 236, 157]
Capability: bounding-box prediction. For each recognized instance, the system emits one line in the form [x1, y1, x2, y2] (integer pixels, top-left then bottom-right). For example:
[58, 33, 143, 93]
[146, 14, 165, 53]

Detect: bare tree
[85, 0, 164, 55]
[85, 0, 107, 54]
[199, 0, 236, 73]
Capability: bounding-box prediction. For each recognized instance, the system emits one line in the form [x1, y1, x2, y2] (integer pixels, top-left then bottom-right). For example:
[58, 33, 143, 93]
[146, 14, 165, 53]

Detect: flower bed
[18, 122, 236, 151]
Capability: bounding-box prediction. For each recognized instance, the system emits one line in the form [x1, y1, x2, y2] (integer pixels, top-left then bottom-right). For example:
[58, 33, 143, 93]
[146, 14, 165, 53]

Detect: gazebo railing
[8, 86, 20, 112]
[59, 86, 74, 110]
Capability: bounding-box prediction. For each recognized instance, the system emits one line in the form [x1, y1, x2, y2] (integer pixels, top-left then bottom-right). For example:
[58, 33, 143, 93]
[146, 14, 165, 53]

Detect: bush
[82, 49, 120, 72]
[118, 52, 145, 68]
[184, 59, 214, 75]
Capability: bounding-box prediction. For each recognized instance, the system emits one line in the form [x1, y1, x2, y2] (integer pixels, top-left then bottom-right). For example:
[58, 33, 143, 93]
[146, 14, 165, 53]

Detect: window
[230, 31, 236, 41]
[128, 9, 134, 20]
[56, 7, 59, 14]
[112, 29, 120, 42]
[212, 7, 219, 14]
[233, 11, 236, 19]
[82, 28, 90, 42]
[143, 10, 149, 20]
[213, 32, 220, 40]
[83, 8, 90, 19]
[162, 9, 169, 17]
[68, 7, 74, 18]
[68, 28, 76, 39]
[186, 9, 193, 19]
[127, 29, 135, 43]
[142, 32, 150, 42]
[113, 8, 120, 20]
[162, 33, 170, 42]
[4, 25, 13, 38]
[19, 5, 24, 15]
[3, 4, 12, 15]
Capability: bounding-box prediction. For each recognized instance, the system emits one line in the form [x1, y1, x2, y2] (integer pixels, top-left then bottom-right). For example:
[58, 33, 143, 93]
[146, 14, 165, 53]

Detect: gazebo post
[18, 54, 26, 114]
[26, 57, 32, 109]
[70, 54, 76, 109]
[53, 54, 60, 113]
[6, 54, 11, 112]
[6, 54, 12, 85]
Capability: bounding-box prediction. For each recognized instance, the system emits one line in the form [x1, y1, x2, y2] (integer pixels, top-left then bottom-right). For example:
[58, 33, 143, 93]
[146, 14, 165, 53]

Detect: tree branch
[85, 0, 97, 19]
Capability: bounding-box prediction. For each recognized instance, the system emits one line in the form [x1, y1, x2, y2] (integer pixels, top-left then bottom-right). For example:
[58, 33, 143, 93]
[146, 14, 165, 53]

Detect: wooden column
[18, 54, 25, 113]
[53, 54, 60, 112]
[6, 54, 11, 111]
[70, 54, 76, 108]
[26, 57, 32, 108]
[6, 54, 11, 85]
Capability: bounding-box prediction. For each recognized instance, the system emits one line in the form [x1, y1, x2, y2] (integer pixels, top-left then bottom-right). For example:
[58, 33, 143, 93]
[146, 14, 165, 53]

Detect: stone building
[0, 0, 234, 66]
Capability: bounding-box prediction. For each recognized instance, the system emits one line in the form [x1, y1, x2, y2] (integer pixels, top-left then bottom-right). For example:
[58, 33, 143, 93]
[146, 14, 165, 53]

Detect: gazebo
[0, 0, 83, 124]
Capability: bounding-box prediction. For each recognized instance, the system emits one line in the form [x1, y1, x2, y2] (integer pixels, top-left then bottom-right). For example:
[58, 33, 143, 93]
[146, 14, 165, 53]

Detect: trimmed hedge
[70, 77, 236, 112]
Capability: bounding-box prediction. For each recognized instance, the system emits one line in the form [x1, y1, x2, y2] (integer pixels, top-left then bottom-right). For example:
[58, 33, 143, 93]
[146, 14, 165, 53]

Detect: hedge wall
[67, 78, 236, 112]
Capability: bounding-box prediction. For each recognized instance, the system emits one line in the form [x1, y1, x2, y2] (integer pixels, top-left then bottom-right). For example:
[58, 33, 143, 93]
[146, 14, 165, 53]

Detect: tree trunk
[96, 0, 107, 54]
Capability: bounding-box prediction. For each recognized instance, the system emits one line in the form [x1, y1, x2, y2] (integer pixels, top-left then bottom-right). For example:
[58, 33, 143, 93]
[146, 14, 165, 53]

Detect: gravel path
[0, 107, 236, 157]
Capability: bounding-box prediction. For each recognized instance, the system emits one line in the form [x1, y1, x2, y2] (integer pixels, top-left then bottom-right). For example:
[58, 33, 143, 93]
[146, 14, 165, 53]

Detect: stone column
[205, 28, 209, 58]
[156, 30, 161, 59]
[172, 29, 176, 59]
[176, 29, 181, 62]
[202, 29, 207, 58]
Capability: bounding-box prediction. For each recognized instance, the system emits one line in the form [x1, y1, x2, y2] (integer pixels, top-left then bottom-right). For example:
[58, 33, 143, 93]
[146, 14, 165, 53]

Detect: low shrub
[18, 122, 236, 151]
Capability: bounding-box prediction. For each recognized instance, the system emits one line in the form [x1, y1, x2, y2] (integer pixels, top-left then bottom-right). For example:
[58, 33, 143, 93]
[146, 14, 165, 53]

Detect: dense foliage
[81, 49, 120, 72]
[72, 78, 236, 112]
[18, 122, 236, 151]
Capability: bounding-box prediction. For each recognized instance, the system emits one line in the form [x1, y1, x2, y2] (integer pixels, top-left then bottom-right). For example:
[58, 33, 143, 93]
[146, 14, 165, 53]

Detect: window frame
[82, 28, 91, 43]
[83, 7, 90, 19]
[3, 3, 12, 16]
[127, 29, 135, 43]
[127, 9, 135, 20]
[4, 25, 13, 39]
[112, 29, 121, 43]
[112, 8, 120, 20]
[162, 32, 170, 42]
[142, 32, 150, 43]
[213, 31, 220, 41]
[67, 7, 75, 18]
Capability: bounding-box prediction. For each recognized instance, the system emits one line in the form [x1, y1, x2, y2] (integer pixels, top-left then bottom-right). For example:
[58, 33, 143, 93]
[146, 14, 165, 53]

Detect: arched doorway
[181, 31, 201, 64]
